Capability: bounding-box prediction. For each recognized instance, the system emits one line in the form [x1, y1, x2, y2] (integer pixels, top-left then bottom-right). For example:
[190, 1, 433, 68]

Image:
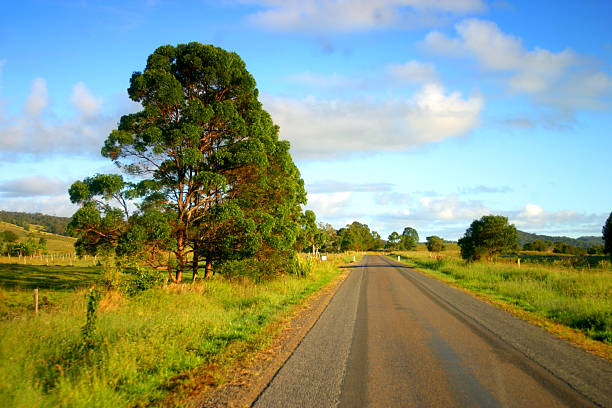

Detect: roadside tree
[458, 215, 518, 261]
[426, 235, 444, 252]
[386, 232, 401, 250]
[604, 212, 612, 256]
[69, 42, 306, 281]
[400, 227, 419, 250]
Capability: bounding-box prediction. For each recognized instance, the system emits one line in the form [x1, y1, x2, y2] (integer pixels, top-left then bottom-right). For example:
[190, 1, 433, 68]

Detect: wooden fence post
[34, 288, 39, 315]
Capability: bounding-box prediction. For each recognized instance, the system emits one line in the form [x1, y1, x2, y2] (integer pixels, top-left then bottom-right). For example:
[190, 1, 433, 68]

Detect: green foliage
[458, 215, 518, 261]
[604, 212, 612, 256]
[286, 254, 314, 277]
[3, 238, 45, 256]
[118, 266, 167, 296]
[69, 42, 306, 281]
[385, 231, 401, 250]
[400, 227, 419, 250]
[0, 230, 19, 243]
[587, 245, 605, 255]
[552, 242, 586, 256]
[338, 221, 381, 251]
[517, 229, 603, 249]
[318, 223, 338, 253]
[297, 210, 324, 254]
[81, 288, 102, 349]
[523, 239, 550, 252]
[0, 211, 71, 236]
[426, 235, 445, 252]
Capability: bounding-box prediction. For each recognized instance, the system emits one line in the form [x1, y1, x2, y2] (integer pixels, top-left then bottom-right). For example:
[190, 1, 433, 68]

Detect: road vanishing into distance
[253, 255, 612, 408]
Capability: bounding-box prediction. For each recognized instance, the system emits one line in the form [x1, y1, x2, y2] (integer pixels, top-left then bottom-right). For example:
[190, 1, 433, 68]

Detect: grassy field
[391, 246, 612, 357]
[1, 221, 77, 256]
[0, 253, 357, 407]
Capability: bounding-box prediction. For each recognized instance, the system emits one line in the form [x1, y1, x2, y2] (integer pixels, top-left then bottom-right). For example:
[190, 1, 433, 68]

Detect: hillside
[0, 211, 71, 236]
[517, 230, 603, 249]
[0, 221, 76, 254]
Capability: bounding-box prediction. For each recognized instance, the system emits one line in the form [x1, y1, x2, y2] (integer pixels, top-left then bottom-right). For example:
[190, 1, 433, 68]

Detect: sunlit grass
[0, 254, 351, 407]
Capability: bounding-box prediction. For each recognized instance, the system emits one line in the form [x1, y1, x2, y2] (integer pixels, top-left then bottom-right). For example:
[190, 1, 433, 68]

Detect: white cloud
[422, 19, 612, 112]
[70, 82, 103, 118]
[0, 78, 130, 159]
[264, 83, 482, 159]
[245, 0, 487, 33]
[305, 191, 352, 216]
[519, 203, 544, 218]
[387, 60, 438, 84]
[416, 194, 489, 221]
[406, 83, 483, 143]
[0, 194, 78, 217]
[25, 77, 48, 117]
[509, 203, 605, 236]
[0, 176, 69, 198]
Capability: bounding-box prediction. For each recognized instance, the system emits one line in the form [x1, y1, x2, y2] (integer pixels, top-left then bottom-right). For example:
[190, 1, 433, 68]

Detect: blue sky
[1, 0, 611, 240]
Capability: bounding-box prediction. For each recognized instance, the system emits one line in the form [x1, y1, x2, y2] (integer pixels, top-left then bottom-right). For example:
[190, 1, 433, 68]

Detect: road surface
[252, 255, 612, 407]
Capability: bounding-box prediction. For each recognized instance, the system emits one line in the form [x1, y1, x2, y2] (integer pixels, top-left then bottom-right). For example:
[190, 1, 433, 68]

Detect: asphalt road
[252, 255, 612, 407]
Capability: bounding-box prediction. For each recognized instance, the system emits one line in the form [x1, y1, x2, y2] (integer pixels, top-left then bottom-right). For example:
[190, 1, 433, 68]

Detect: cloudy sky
[1, 0, 611, 240]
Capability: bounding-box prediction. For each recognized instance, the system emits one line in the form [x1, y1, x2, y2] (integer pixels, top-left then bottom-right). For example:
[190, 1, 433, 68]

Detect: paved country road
[252, 255, 612, 408]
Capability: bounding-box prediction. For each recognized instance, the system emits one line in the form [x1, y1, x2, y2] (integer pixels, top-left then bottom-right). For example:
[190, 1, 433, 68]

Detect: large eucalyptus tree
[69, 43, 306, 281]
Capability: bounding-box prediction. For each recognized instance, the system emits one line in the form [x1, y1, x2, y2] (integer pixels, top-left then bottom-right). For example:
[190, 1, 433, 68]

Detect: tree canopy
[68, 42, 306, 281]
[426, 235, 444, 252]
[338, 222, 381, 251]
[401, 227, 419, 250]
[603, 212, 612, 256]
[458, 215, 518, 261]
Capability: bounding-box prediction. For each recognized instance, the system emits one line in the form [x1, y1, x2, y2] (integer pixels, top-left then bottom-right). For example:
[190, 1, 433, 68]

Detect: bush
[118, 266, 166, 296]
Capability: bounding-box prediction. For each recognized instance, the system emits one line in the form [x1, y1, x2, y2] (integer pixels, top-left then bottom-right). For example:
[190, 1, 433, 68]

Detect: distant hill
[517, 230, 603, 249]
[0, 211, 72, 236]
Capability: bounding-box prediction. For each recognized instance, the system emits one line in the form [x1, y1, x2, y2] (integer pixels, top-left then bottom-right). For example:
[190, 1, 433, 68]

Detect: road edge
[190, 261, 358, 408]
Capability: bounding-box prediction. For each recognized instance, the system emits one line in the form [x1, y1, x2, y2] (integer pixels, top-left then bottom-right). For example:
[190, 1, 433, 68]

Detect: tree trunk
[192, 250, 199, 282]
[168, 262, 177, 283]
[204, 259, 212, 278]
[175, 237, 185, 283]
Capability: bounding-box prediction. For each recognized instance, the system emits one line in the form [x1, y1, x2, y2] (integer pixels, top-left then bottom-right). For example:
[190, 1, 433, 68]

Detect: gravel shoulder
[188, 262, 358, 408]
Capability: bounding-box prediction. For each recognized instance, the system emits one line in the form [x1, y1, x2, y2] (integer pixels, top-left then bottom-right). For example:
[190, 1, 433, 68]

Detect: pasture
[0, 252, 354, 407]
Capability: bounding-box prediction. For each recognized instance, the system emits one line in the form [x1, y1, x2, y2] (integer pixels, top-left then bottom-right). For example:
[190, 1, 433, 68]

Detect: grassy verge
[0, 254, 352, 408]
[390, 251, 612, 359]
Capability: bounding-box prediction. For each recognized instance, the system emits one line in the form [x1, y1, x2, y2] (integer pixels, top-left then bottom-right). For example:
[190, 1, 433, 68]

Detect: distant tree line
[522, 240, 605, 255]
[298, 221, 385, 253]
[385, 227, 419, 251]
[517, 229, 603, 249]
[0, 211, 71, 236]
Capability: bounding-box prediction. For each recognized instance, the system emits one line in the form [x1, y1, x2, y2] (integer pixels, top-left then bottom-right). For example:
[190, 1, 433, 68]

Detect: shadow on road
[339, 263, 409, 269]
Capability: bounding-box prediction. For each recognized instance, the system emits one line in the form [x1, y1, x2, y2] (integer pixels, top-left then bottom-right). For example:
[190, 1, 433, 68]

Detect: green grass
[0, 264, 104, 319]
[391, 251, 612, 345]
[1, 221, 76, 254]
[0, 255, 349, 407]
